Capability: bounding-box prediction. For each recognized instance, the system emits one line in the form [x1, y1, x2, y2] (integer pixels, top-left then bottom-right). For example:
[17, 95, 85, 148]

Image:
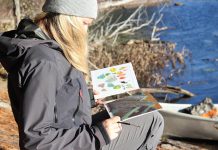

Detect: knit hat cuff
[42, 0, 98, 19]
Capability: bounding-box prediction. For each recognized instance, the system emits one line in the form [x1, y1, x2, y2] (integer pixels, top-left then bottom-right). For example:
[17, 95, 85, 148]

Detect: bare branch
[120, 12, 156, 34]
[108, 5, 144, 38]
[89, 4, 167, 45]
[151, 14, 164, 41]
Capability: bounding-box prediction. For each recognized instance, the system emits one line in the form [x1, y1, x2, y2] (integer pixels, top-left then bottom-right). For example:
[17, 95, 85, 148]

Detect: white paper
[91, 63, 139, 99]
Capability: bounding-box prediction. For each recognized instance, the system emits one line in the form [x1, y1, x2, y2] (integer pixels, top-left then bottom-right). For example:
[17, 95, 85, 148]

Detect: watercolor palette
[105, 94, 162, 121]
[91, 63, 139, 99]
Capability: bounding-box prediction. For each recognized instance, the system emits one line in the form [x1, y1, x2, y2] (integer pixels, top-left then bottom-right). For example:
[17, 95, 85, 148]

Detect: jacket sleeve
[19, 60, 109, 150]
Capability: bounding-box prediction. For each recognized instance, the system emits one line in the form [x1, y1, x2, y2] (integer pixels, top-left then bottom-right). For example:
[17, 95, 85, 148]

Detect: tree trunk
[13, 0, 21, 27]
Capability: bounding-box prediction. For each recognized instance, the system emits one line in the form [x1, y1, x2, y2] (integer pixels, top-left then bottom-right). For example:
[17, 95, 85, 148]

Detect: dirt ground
[0, 107, 19, 150]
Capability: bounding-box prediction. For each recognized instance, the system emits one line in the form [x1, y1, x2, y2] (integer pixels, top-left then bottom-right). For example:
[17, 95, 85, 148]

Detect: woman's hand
[94, 90, 105, 106]
[95, 99, 105, 105]
[102, 116, 122, 141]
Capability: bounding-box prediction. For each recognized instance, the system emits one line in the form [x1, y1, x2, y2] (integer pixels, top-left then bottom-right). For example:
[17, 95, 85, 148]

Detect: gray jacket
[0, 19, 110, 150]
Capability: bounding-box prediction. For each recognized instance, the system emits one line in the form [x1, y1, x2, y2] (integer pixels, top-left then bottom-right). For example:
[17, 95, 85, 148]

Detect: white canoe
[159, 103, 218, 141]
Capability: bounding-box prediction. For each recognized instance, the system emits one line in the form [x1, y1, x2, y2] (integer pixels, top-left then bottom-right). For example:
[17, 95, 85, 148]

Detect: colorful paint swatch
[91, 63, 139, 99]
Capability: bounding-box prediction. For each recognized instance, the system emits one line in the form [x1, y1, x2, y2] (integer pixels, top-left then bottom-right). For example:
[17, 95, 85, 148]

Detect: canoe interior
[160, 103, 218, 112]
[158, 103, 218, 140]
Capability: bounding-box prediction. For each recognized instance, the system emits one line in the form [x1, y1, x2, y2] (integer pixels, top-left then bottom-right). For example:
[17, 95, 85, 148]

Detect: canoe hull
[159, 103, 218, 141]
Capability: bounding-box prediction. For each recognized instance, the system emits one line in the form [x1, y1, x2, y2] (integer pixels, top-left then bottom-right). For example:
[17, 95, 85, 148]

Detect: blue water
[159, 0, 218, 104]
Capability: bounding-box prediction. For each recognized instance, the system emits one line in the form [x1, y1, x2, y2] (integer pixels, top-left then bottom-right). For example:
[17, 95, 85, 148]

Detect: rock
[174, 2, 184, 6]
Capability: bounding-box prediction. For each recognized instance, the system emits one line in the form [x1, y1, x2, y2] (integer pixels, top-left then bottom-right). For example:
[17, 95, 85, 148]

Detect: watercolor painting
[105, 94, 162, 121]
[91, 63, 139, 99]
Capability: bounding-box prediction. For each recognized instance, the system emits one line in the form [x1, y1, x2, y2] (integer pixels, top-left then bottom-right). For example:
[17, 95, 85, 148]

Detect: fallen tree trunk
[99, 0, 169, 10]
[130, 85, 195, 97]
[13, 0, 21, 27]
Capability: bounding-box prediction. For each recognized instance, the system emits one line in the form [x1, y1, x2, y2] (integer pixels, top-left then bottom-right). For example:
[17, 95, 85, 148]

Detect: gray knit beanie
[42, 0, 98, 19]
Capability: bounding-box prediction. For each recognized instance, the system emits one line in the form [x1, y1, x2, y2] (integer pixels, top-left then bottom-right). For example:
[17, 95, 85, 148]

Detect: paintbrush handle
[117, 121, 140, 128]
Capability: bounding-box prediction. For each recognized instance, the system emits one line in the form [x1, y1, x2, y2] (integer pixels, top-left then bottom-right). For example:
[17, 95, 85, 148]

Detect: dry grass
[89, 40, 186, 87]
[0, 22, 14, 32]
[88, 4, 187, 88]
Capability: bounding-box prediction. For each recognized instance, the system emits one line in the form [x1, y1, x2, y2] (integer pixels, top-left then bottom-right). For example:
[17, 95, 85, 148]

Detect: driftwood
[129, 85, 195, 98]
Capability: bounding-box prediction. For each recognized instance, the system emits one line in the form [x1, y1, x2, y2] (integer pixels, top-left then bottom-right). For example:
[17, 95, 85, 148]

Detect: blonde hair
[34, 12, 89, 80]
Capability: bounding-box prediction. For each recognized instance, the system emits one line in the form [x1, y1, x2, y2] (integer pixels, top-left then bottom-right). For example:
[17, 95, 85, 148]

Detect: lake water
[158, 0, 218, 104]
[109, 0, 218, 104]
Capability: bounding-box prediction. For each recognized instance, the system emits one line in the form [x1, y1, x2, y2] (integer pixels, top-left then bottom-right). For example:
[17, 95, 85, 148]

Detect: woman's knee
[152, 111, 164, 131]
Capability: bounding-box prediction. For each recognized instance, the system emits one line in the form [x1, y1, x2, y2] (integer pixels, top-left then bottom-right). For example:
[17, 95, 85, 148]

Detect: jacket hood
[0, 18, 61, 73]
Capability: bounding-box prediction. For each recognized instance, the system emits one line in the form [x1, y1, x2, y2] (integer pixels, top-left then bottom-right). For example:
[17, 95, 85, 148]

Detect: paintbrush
[117, 121, 140, 128]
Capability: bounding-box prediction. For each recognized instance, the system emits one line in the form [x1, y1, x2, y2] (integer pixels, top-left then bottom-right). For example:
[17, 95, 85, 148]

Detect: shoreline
[99, 0, 171, 10]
